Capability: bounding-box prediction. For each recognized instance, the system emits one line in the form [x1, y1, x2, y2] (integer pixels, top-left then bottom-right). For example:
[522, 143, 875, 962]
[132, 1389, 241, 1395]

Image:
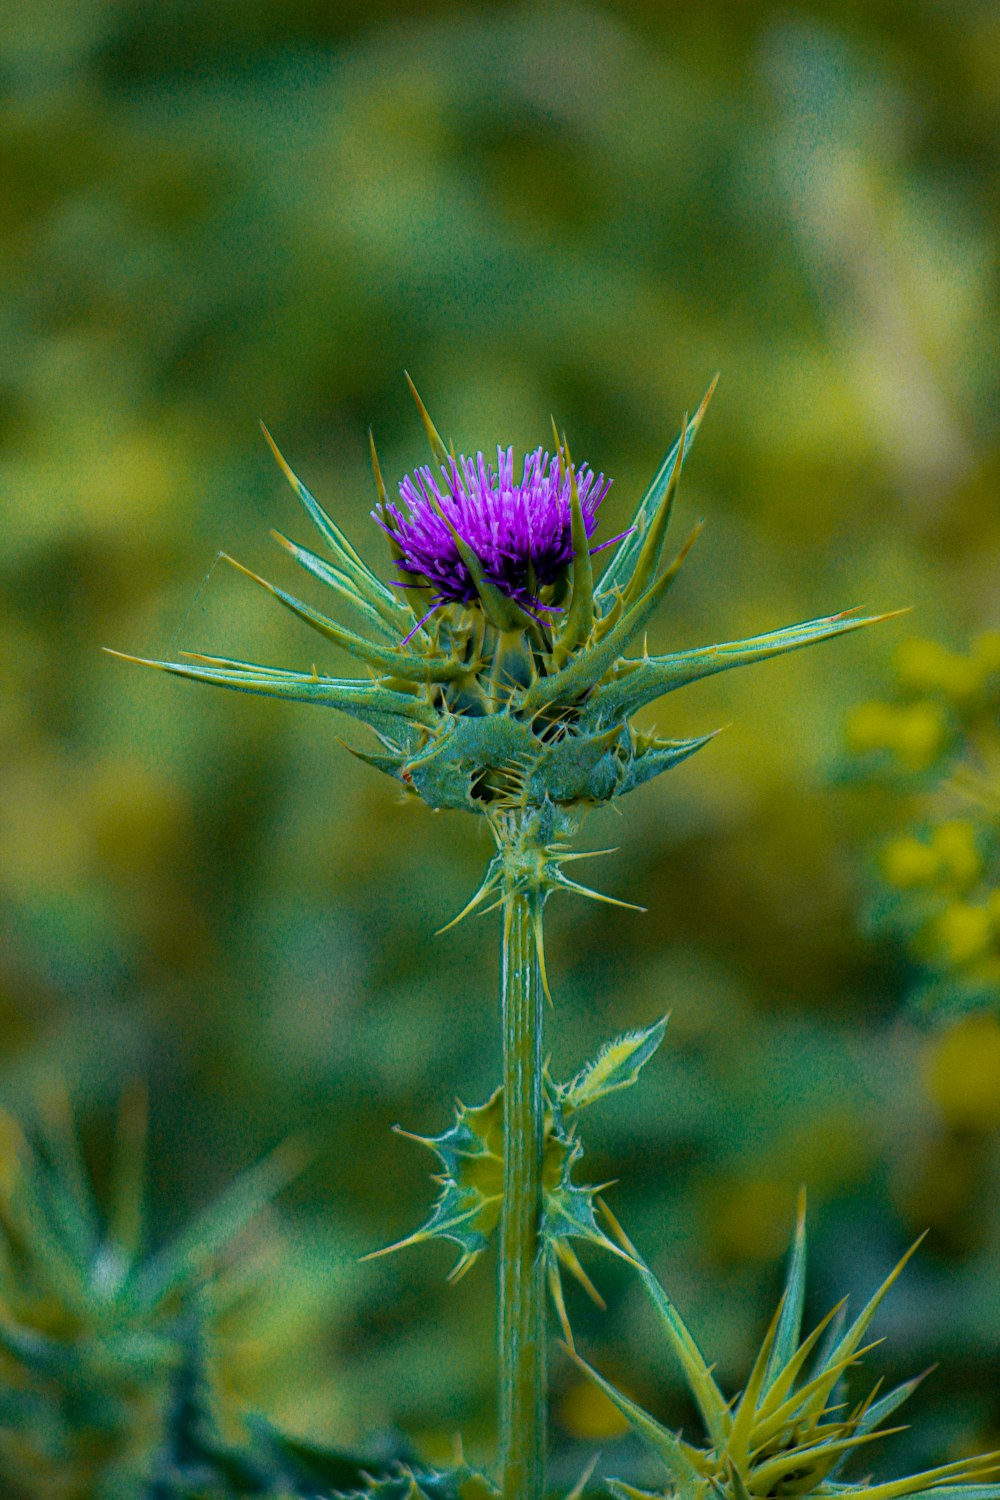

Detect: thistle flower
[111, 376, 894, 824]
[377, 444, 611, 625]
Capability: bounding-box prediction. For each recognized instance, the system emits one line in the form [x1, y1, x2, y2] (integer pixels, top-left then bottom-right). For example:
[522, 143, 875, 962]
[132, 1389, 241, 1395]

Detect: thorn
[596, 1197, 639, 1258]
[391, 1124, 436, 1148]
[548, 1253, 574, 1348]
[259, 421, 299, 489]
[436, 870, 503, 934]
[103, 646, 158, 668]
[404, 371, 450, 467]
[535, 905, 553, 1004]
[368, 427, 389, 509]
[551, 872, 646, 913]
[693, 371, 720, 429]
[556, 847, 619, 863]
[447, 1249, 481, 1283]
[557, 1239, 607, 1309]
[566, 1453, 600, 1500]
[360, 1228, 430, 1263]
[551, 416, 565, 480]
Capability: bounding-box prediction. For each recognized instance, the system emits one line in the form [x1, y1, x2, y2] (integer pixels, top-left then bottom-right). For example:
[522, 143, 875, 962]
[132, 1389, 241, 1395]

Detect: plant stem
[499, 828, 546, 1500]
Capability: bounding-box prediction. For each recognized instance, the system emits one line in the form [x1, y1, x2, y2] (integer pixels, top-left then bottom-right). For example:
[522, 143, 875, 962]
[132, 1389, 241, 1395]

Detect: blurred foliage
[1, 0, 999, 1495]
[0, 1088, 307, 1497]
[847, 632, 1000, 1021]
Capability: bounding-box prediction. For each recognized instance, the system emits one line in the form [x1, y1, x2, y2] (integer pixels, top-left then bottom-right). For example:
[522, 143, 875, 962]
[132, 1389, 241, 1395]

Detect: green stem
[499, 831, 546, 1500]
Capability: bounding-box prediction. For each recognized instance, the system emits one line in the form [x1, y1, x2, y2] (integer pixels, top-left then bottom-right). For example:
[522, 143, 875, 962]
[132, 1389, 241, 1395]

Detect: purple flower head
[374, 446, 612, 622]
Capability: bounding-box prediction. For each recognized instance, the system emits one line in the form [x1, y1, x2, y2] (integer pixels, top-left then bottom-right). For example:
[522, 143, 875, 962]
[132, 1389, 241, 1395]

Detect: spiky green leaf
[763, 1189, 808, 1392]
[595, 379, 716, 605]
[566, 1348, 705, 1499]
[106, 650, 439, 730]
[561, 1017, 669, 1112]
[261, 422, 409, 631]
[221, 555, 466, 683]
[586, 609, 902, 727]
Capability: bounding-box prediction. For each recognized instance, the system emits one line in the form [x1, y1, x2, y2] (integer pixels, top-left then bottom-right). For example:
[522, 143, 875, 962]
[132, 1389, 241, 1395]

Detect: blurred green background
[2, 0, 999, 1488]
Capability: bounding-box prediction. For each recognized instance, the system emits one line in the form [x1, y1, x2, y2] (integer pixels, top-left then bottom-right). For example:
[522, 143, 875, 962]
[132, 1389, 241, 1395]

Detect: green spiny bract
[0, 1090, 303, 1500]
[573, 1198, 1000, 1500]
[366, 1018, 668, 1331]
[111, 380, 892, 816]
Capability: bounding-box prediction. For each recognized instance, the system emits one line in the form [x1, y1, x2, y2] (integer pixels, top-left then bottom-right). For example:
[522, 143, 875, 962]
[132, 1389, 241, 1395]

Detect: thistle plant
[113, 376, 953, 1500]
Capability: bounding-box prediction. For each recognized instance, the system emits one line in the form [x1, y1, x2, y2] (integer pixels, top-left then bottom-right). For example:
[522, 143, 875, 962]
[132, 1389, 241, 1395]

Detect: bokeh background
[2, 0, 1000, 1489]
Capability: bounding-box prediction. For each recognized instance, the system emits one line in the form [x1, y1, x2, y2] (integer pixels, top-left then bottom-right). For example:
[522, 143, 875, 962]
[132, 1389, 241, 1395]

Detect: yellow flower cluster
[847, 632, 1000, 772]
[925, 1013, 1000, 1131]
[847, 698, 948, 771]
[848, 633, 1000, 1019]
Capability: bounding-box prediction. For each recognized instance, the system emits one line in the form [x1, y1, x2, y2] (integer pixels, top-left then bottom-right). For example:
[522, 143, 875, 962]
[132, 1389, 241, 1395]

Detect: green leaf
[601, 1204, 730, 1447]
[522, 725, 623, 804]
[801, 1236, 926, 1421]
[893, 1489, 1000, 1500]
[561, 1017, 669, 1112]
[725, 1295, 782, 1470]
[595, 379, 717, 606]
[825, 1372, 930, 1480]
[617, 411, 688, 615]
[751, 1340, 882, 1446]
[519, 524, 702, 717]
[763, 1189, 807, 1392]
[552, 442, 595, 662]
[272, 528, 403, 643]
[261, 423, 409, 631]
[106, 649, 439, 729]
[617, 730, 720, 794]
[565, 1347, 704, 1499]
[751, 1298, 846, 1431]
[606, 1483, 663, 1500]
[221, 554, 465, 683]
[586, 608, 903, 726]
[405, 371, 451, 467]
[844, 1455, 1000, 1500]
[748, 1428, 904, 1493]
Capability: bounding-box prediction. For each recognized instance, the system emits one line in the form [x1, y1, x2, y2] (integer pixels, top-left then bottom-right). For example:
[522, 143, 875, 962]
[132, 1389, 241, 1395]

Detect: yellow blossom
[846, 699, 947, 770]
[895, 638, 982, 701]
[931, 819, 982, 889]
[893, 702, 949, 770]
[972, 630, 1000, 674]
[931, 902, 994, 967]
[926, 1015, 1000, 1130]
[881, 835, 939, 888]
[846, 700, 899, 752]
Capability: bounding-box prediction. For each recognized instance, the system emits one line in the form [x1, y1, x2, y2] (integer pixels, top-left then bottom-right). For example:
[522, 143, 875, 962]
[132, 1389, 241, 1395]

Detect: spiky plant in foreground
[573, 1199, 1000, 1500]
[0, 1089, 305, 1499]
[0, 1092, 450, 1500]
[113, 377, 897, 1500]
